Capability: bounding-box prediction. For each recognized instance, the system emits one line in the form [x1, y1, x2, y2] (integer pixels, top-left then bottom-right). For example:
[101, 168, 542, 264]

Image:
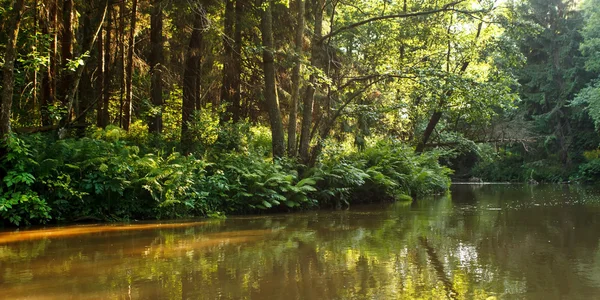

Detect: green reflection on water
[1, 185, 600, 299]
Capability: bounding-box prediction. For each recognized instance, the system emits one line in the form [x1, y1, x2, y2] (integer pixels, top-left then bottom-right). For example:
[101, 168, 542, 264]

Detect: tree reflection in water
[1, 184, 600, 299]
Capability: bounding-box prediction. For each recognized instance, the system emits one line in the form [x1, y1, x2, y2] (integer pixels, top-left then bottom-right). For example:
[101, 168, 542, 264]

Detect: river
[1, 185, 600, 299]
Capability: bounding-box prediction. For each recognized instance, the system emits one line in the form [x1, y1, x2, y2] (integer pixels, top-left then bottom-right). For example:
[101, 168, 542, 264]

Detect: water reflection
[1, 185, 600, 299]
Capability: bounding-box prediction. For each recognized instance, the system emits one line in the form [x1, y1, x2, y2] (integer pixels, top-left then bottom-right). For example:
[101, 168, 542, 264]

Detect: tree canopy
[2, 0, 600, 225]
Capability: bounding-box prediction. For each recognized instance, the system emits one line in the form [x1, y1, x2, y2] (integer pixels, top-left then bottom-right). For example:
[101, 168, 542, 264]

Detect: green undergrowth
[0, 126, 451, 226]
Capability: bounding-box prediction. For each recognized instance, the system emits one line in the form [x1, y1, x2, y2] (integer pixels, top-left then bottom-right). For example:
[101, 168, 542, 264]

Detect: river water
[1, 185, 600, 299]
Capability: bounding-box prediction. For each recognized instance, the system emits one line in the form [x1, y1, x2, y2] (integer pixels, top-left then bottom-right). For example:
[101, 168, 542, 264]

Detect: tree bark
[79, 6, 94, 127]
[181, 14, 204, 153]
[41, 0, 57, 126]
[261, 0, 285, 158]
[221, 0, 236, 122]
[102, 5, 112, 127]
[123, 0, 138, 131]
[59, 0, 109, 127]
[0, 0, 26, 137]
[149, 0, 164, 133]
[220, 0, 242, 122]
[288, 0, 305, 157]
[97, 17, 105, 127]
[119, 0, 125, 126]
[299, 0, 324, 163]
[59, 0, 74, 107]
[232, 0, 242, 121]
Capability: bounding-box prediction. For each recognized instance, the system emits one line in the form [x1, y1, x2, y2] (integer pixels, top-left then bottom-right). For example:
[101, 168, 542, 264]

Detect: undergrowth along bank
[0, 126, 451, 226]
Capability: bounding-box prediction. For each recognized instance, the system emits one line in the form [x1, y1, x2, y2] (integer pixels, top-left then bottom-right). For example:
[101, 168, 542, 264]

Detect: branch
[423, 138, 539, 148]
[339, 74, 417, 90]
[61, 0, 109, 127]
[319, 0, 467, 43]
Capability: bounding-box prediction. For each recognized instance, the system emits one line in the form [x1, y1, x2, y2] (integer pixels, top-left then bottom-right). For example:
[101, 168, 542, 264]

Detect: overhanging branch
[319, 0, 483, 43]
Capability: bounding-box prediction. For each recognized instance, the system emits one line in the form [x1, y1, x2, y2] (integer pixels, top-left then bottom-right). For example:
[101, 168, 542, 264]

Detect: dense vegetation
[0, 0, 599, 225]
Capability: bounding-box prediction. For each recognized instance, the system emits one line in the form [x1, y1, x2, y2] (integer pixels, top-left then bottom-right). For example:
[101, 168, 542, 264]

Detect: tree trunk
[102, 5, 112, 127]
[288, 0, 305, 157]
[59, 0, 74, 108]
[41, 0, 57, 126]
[220, 0, 242, 122]
[119, 0, 125, 126]
[0, 0, 26, 137]
[232, 0, 242, 121]
[415, 111, 443, 152]
[123, 0, 138, 131]
[149, 0, 164, 133]
[221, 0, 235, 121]
[299, 0, 324, 163]
[97, 17, 105, 127]
[32, 0, 38, 118]
[181, 14, 204, 154]
[59, 0, 109, 127]
[79, 7, 94, 127]
[261, 0, 285, 158]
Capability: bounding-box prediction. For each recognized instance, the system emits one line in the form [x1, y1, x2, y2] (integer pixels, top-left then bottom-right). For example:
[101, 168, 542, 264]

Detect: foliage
[313, 140, 451, 208]
[0, 128, 453, 226]
[0, 135, 51, 226]
[572, 148, 600, 183]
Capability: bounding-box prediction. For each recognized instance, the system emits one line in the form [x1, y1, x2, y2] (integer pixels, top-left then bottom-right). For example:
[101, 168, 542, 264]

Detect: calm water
[2, 185, 600, 299]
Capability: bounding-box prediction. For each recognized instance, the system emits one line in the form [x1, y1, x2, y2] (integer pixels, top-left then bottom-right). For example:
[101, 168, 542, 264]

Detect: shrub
[0, 135, 52, 226]
[312, 140, 452, 208]
[0, 130, 451, 226]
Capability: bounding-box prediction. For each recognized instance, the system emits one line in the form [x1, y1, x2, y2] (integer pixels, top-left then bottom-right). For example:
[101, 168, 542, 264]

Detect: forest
[0, 0, 599, 226]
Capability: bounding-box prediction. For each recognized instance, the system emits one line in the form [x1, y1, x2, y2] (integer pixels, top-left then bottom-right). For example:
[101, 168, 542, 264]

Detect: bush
[0, 135, 52, 226]
[572, 150, 600, 183]
[0, 130, 452, 226]
[312, 140, 452, 208]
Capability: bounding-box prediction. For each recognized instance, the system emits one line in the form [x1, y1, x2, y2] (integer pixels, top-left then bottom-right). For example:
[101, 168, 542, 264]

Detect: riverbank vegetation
[1, 128, 450, 225]
[0, 0, 599, 225]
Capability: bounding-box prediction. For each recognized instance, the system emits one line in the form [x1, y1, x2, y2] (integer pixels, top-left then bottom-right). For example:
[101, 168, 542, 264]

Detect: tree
[573, 0, 600, 129]
[58, 0, 74, 109]
[149, 0, 164, 133]
[0, 0, 26, 137]
[518, 0, 589, 166]
[287, 0, 305, 157]
[299, 0, 324, 164]
[221, 0, 242, 122]
[123, 0, 138, 131]
[261, 0, 285, 158]
[181, 9, 206, 153]
[101, 2, 112, 128]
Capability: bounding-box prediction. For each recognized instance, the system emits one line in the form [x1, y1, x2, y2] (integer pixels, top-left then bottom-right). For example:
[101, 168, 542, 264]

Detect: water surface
[2, 185, 600, 299]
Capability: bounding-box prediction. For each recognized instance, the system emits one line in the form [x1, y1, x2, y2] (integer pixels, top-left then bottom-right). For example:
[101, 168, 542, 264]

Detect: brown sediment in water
[0, 229, 275, 285]
[0, 221, 211, 244]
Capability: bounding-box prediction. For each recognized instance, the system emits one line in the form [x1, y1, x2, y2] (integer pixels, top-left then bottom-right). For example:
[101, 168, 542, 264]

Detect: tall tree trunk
[103, 6, 112, 127]
[232, 0, 242, 121]
[221, 0, 236, 122]
[59, 0, 109, 127]
[59, 0, 74, 109]
[97, 16, 105, 127]
[119, 0, 125, 126]
[149, 0, 164, 133]
[32, 0, 38, 117]
[288, 0, 305, 157]
[123, 0, 138, 131]
[261, 0, 285, 158]
[40, 0, 56, 126]
[79, 6, 94, 126]
[0, 0, 26, 137]
[181, 14, 204, 154]
[299, 0, 324, 163]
